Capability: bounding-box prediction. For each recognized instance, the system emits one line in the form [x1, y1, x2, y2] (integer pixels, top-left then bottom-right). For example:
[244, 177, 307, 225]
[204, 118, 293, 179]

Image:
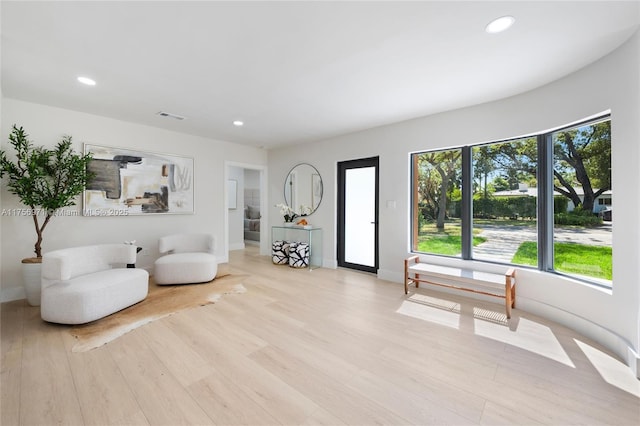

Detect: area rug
[69, 265, 247, 352]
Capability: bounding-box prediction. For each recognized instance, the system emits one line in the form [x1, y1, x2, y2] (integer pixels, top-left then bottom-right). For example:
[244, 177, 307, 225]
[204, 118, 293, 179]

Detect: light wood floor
[2, 246, 639, 425]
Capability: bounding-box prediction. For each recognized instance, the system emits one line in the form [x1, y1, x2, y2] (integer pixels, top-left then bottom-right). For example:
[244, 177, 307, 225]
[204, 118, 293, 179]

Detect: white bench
[404, 255, 516, 318]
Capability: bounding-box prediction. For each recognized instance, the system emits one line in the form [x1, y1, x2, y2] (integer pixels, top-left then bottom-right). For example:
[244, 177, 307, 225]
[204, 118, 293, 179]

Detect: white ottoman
[289, 242, 310, 268]
[272, 240, 290, 265]
[154, 252, 218, 285]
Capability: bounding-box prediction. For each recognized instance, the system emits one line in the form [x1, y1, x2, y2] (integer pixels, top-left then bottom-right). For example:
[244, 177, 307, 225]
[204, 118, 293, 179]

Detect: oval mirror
[284, 163, 323, 215]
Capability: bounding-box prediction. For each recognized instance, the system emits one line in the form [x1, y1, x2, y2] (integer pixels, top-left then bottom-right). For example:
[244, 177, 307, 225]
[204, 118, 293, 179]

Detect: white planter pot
[21, 259, 42, 306]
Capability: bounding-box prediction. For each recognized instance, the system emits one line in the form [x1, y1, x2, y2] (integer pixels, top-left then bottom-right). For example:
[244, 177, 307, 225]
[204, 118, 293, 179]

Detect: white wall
[1, 98, 267, 301]
[268, 32, 640, 375]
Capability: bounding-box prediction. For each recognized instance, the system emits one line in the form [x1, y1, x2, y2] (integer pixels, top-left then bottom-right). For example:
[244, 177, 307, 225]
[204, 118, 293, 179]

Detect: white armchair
[153, 233, 218, 285]
[41, 244, 149, 324]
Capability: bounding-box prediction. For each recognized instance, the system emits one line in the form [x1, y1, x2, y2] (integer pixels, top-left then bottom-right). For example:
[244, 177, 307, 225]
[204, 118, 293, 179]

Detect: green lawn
[510, 241, 538, 264]
[418, 220, 611, 281]
[417, 222, 486, 255]
[416, 234, 487, 256]
[512, 241, 612, 280]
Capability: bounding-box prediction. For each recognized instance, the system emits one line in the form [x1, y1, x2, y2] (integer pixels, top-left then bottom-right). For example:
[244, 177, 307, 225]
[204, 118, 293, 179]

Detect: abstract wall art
[83, 144, 194, 216]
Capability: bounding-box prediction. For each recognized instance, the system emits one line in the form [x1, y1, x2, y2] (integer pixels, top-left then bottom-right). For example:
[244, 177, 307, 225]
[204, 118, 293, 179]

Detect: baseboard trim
[229, 242, 246, 251]
[628, 347, 640, 379]
[1, 286, 26, 303]
[377, 268, 402, 283]
[323, 259, 337, 269]
[520, 297, 640, 379]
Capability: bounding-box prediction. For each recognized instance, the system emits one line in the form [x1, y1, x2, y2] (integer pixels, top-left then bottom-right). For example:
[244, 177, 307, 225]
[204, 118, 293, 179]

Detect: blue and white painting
[83, 144, 194, 216]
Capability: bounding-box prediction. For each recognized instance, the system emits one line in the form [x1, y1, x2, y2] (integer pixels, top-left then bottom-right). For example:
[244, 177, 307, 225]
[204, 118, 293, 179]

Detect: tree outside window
[412, 148, 463, 256]
[411, 116, 612, 286]
[552, 119, 611, 282]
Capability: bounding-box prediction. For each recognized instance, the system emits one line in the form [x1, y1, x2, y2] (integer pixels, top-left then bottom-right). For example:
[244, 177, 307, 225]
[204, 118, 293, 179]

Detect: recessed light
[233, 120, 244, 127]
[485, 15, 515, 34]
[77, 76, 96, 86]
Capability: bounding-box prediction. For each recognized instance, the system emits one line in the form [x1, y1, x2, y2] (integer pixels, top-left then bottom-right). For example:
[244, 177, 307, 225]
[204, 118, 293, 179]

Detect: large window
[552, 119, 612, 282]
[412, 148, 463, 256]
[411, 116, 612, 287]
[472, 138, 538, 265]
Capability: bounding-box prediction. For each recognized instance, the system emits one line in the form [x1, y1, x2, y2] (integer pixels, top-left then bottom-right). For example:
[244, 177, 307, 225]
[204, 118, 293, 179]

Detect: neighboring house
[492, 187, 612, 213]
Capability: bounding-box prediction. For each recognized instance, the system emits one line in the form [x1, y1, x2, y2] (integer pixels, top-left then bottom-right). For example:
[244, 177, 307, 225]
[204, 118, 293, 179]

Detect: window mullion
[537, 133, 554, 271]
[411, 154, 419, 251]
[461, 146, 472, 260]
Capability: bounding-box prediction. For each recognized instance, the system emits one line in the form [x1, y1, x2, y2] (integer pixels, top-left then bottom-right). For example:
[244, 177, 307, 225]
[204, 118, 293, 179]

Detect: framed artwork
[227, 179, 237, 209]
[83, 144, 194, 216]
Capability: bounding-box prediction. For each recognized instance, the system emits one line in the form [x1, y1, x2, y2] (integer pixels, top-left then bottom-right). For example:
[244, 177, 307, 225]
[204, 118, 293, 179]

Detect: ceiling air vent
[156, 111, 186, 120]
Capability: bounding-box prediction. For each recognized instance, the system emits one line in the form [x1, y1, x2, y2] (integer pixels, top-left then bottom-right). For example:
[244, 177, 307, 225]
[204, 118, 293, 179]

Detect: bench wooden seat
[404, 255, 516, 318]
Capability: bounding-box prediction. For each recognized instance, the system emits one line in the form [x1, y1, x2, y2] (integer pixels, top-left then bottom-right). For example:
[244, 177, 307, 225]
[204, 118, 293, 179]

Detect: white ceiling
[2, 1, 639, 149]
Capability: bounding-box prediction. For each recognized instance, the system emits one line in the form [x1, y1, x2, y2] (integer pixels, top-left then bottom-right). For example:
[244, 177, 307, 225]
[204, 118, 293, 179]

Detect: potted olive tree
[0, 125, 93, 305]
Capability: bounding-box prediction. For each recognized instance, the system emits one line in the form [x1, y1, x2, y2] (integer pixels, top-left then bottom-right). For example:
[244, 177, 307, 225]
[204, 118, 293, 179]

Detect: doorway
[225, 162, 268, 260]
[337, 156, 379, 273]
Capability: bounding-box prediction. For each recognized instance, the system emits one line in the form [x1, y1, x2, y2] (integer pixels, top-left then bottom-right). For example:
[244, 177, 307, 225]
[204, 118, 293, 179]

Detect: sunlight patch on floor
[474, 317, 575, 368]
[472, 307, 508, 326]
[399, 296, 574, 368]
[575, 339, 640, 398]
[396, 296, 460, 329]
[408, 293, 461, 312]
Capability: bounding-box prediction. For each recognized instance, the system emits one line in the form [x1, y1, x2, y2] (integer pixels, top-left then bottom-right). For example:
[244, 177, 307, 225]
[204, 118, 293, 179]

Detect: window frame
[410, 114, 612, 288]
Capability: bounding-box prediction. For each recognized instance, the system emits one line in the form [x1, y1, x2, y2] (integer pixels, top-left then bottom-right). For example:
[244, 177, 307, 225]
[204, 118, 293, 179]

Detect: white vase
[284, 222, 294, 227]
[21, 259, 42, 306]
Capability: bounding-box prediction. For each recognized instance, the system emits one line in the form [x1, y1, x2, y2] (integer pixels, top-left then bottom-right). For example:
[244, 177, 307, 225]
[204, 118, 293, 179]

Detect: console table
[271, 226, 322, 270]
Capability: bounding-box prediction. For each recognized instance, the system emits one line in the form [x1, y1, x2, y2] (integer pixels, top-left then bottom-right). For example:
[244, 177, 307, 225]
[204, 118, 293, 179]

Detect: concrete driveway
[472, 223, 612, 263]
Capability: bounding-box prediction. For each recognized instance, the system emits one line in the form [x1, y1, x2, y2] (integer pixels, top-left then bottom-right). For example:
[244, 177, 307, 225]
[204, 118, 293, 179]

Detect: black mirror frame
[284, 162, 323, 215]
